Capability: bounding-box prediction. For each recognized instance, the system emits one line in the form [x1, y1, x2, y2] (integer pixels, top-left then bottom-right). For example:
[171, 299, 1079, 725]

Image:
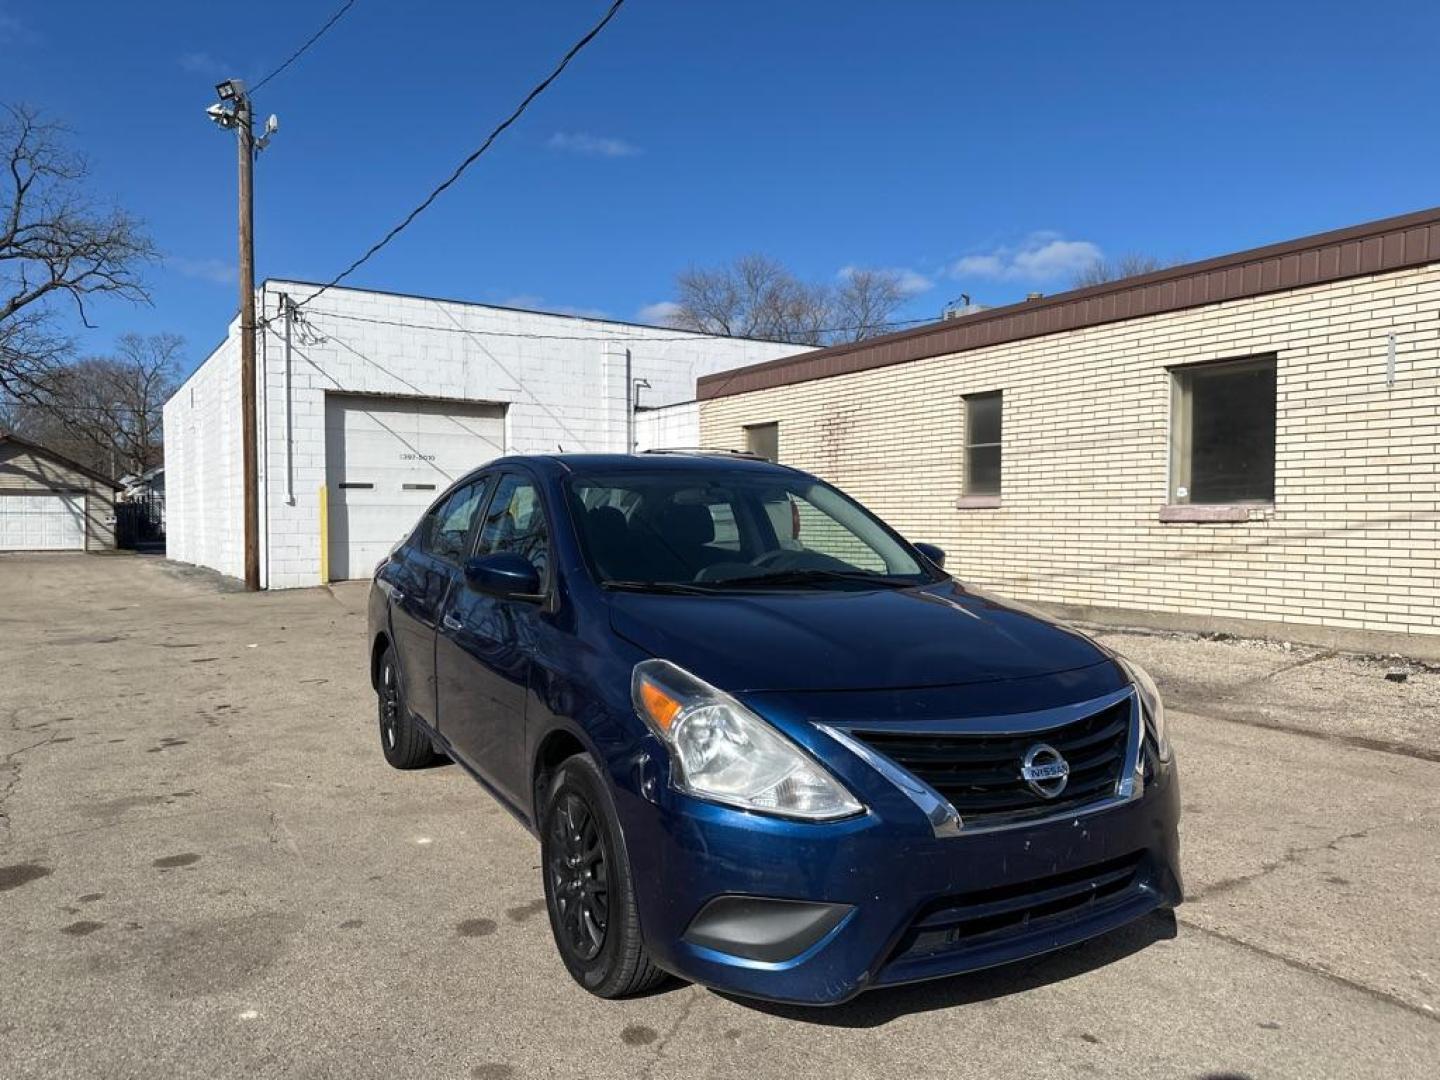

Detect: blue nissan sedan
[367, 452, 1182, 1005]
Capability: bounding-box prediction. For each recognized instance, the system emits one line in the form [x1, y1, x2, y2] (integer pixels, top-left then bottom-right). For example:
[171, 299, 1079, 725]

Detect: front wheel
[541, 754, 668, 998]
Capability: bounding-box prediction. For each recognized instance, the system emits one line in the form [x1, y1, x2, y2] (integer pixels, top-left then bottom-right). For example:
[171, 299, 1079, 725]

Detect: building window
[963, 392, 1002, 498]
[745, 422, 779, 462]
[1170, 356, 1276, 505]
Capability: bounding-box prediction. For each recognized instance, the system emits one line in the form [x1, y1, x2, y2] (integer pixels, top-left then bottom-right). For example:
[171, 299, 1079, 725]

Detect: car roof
[481, 452, 803, 479]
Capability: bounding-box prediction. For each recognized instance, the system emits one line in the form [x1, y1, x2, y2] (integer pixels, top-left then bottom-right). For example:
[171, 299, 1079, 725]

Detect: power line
[252, 0, 359, 94]
[287, 0, 627, 317]
[293, 304, 938, 344]
[5, 405, 155, 421]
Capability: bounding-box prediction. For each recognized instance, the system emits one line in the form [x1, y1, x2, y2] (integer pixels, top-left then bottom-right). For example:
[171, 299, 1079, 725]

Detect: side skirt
[410, 712, 540, 839]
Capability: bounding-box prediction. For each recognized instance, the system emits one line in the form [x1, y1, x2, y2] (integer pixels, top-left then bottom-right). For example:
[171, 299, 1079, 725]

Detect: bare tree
[667, 256, 910, 346]
[5, 333, 183, 477]
[671, 255, 827, 345]
[1, 103, 156, 402]
[834, 269, 908, 343]
[1071, 253, 1180, 289]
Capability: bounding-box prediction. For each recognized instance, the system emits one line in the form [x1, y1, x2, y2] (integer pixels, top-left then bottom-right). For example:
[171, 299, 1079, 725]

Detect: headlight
[632, 659, 863, 821]
[1118, 656, 1172, 763]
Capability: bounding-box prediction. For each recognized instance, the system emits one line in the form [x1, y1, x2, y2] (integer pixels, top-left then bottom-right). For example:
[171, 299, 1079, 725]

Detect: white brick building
[698, 208, 1440, 639]
[164, 281, 804, 588]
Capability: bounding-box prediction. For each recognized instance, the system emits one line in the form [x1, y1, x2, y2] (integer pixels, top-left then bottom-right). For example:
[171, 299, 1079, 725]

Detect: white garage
[0, 435, 120, 553]
[324, 394, 505, 580]
[0, 494, 87, 550]
[163, 280, 808, 588]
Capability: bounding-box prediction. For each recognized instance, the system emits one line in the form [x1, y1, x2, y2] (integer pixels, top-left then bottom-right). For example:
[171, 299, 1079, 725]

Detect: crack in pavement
[265, 806, 304, 861]
[0, 731, 58, 844]
[1187, 823, 1383, 902]
[17, 806, 261, 848]
[1181, 917, 1439, 1023]
[1171, 700, 1440, 764]
[1251, 649, 1337, 682]
[638, 986, 701, 1080]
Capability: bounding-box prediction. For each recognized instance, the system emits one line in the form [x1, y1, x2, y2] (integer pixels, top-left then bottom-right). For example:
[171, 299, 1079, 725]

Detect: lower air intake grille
[893, 852, 1147, 963]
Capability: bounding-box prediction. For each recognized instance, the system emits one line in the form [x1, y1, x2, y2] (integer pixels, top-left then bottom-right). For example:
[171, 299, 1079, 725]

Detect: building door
[323, 395, 505, 580]
[0, 493, 86, 550]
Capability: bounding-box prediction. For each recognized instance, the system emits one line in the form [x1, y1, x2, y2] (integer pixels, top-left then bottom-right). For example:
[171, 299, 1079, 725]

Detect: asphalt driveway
[1, 552, 1437, 1079]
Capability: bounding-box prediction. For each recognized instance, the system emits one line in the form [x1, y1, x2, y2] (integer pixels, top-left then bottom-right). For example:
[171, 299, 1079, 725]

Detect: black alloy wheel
[547, 791, 610, 961]
[379, 657, 401, 751]
[375, 646, 438, 769]
[539, 754, 668, 997]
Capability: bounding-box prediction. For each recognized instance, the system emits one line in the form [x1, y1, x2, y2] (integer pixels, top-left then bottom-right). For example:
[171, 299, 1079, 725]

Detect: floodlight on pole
[205, 102, 236, 128]
[204, 77, 261, 591]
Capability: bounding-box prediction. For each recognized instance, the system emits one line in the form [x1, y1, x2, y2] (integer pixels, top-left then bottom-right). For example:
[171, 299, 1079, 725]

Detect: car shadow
[715, 909, 1178, 1028]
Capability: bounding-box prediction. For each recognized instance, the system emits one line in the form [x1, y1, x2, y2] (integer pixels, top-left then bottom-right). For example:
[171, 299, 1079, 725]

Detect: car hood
[607, 579, 1111, 693]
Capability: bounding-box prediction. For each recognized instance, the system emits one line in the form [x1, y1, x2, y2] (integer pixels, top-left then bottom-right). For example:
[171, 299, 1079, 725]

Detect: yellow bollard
[318, 484, 329, 584]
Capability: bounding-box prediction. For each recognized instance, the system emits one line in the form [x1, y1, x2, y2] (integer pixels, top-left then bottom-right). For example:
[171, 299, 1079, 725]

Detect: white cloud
[546, 132, 640, 158]
[949, 253, 1005, 277]
[950, 233, 1102, 282]
[838, 265, 933, 297]
[636, 300, 682, 325]
[895, 269, 934, 296]
[168, 256, 236, 285]
[178, 50, 231, 76]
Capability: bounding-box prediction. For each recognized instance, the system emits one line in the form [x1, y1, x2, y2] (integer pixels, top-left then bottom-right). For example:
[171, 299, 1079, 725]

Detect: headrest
[656, 502, 715, 547]
[587, 505, 629, 545]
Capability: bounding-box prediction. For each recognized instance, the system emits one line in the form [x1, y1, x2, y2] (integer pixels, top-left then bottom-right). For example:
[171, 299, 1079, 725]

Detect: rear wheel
[376, 646, 438, 769]
[541, 754, 668, 998]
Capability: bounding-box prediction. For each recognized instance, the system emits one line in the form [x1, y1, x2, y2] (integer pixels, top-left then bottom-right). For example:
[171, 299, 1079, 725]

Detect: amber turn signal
[638, 678, 683, 731]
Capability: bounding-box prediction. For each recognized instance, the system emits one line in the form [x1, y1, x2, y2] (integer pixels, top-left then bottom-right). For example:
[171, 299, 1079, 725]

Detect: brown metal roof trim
[698, 205, 1440, 401]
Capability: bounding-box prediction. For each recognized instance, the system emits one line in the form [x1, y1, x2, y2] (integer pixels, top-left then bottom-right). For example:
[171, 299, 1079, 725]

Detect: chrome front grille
[849, 691, 1138, 830]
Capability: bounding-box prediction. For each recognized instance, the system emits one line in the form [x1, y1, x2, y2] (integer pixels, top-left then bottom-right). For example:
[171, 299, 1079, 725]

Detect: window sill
[955, 495, 1001, 510]
[1159, 503, 1271, 523]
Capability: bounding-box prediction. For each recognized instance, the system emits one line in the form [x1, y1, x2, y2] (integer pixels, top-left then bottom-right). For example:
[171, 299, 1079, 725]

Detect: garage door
[324, 395, 505, 580]
[0, 493, 86, 550]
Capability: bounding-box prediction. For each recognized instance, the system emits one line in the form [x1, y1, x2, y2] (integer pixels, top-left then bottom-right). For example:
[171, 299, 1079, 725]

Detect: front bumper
[619, 758, 1182, 1006]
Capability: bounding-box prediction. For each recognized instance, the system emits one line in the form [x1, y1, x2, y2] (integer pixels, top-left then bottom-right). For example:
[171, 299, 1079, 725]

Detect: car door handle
[441, 612, 463, 632]
[390, 587, 405, 603]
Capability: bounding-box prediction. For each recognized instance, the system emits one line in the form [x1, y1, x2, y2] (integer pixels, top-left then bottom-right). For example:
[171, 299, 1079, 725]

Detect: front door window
[475, 475, 550, 588]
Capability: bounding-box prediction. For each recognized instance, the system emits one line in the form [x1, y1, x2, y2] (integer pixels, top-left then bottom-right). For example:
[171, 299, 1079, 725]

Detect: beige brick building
[698, 208, 1440, 638]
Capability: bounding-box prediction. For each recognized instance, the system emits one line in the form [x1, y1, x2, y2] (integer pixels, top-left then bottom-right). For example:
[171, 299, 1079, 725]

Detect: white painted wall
[164, 282, 805, 588]
[634, 401, 699, 451]
[164, 328, 244, 579]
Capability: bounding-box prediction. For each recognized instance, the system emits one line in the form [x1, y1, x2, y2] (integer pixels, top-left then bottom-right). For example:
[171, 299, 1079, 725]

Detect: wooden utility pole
[236, 89, 260, 591]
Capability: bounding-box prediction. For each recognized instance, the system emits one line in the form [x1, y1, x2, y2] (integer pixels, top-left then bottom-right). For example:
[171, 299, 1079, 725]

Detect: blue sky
[4, 0, 1438, 374]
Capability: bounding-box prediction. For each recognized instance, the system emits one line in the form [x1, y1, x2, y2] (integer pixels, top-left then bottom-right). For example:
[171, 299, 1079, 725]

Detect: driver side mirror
[913, 542, 946, 569]
[463, 552, 542, 600]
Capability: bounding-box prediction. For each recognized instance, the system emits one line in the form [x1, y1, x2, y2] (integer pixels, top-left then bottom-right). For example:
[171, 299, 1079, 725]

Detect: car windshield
[566, 468, 940, 592]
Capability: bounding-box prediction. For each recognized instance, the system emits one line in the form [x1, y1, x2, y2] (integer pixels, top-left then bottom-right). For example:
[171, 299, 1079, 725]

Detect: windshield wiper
[602, 580, 718, 595]
[710, 568, 911, 590]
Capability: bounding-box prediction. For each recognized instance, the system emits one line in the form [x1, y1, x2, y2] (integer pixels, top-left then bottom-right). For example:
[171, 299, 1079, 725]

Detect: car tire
[376, 645, 438, 770]
[541, 753, 668, 998]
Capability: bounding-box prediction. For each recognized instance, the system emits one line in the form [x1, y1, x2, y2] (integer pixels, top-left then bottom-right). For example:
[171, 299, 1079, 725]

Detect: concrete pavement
[1, 552, 1436, 1079]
